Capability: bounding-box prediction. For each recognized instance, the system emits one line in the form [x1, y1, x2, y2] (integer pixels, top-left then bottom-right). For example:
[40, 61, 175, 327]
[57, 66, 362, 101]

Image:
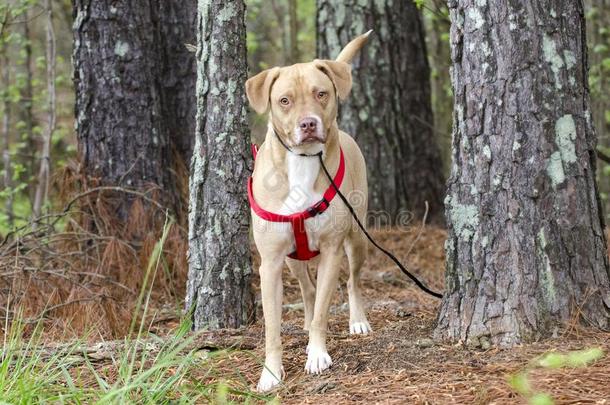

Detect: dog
[245, 31, 372, 392]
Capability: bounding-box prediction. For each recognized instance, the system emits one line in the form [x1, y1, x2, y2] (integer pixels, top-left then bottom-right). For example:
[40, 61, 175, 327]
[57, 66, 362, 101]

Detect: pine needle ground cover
[2, 227, 608, 403]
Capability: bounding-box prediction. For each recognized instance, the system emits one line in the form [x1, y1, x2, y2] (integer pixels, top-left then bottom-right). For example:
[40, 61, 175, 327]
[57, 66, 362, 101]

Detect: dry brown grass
[1, 193, 609, 403]
[0, 161, 188, 340]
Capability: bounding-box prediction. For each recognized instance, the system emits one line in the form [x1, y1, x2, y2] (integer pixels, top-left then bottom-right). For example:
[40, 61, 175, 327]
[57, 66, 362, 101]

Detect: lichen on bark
[316, 0, 446, 223]
[435, 0, 610, 347]
[185, 0, 253, 330]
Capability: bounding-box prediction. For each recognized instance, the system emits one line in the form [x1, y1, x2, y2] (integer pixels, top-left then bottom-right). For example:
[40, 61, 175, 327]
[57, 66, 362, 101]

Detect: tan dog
[246, 31, 372, 392]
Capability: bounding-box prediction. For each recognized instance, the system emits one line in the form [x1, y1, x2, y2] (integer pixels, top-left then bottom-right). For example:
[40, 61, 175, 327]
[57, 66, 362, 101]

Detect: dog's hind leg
[344, 230, 372, 335]
[286, 258, 316, 331]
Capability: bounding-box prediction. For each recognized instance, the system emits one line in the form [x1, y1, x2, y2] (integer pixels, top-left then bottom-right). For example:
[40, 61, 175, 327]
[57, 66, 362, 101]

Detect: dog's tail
[335, 30, 373, 64]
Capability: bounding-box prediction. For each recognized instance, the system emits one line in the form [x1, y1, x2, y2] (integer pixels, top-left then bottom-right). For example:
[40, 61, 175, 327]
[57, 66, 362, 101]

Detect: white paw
[350, 321, 372, 335]
[305, 346, 332, 374]
[257, 367, 282, 392]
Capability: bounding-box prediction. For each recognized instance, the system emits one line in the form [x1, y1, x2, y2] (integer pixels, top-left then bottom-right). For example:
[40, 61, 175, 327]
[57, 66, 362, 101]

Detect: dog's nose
[299, 117, 317, 134]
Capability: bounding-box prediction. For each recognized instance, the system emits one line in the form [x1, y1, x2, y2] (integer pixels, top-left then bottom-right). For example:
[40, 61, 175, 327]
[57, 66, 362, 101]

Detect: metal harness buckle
[307, 198, 329, 217]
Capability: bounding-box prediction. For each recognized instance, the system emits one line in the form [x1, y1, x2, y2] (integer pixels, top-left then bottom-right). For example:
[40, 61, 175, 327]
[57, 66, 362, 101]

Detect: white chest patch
[280, 154, 321, 213]
[278, 154, 328, 253]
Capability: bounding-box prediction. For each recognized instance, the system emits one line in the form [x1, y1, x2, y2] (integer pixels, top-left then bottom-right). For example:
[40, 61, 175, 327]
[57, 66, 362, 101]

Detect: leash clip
[307, 198, 329, 217]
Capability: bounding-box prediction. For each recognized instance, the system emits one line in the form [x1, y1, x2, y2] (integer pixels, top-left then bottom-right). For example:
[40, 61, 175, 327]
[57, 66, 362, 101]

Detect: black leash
[272, 130, 443, 299]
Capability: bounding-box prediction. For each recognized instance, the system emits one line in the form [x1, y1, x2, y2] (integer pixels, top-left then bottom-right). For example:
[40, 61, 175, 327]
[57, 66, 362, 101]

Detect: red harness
[247, 144, 346, 261]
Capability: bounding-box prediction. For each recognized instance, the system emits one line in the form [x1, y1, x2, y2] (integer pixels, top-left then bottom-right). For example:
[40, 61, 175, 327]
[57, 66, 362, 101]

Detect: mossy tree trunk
[316, 0, 445, 224]
[72, 0, 196, 220]
[435, 0, 610, 346]
[185, 0, 254, 330]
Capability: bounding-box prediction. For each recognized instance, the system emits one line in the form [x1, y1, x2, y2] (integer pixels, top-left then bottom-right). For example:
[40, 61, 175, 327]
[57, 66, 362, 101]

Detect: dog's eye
[279, 97, 290, 106]
[317, 91, 328, 100]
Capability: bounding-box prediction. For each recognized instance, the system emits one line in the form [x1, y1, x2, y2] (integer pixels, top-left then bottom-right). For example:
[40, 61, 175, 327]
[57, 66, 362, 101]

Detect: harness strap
[248, 144, 345, 260]
[288, 217, 320, 260]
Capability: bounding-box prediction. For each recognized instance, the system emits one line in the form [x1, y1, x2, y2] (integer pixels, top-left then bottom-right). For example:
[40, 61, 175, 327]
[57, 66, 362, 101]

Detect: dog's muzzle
[296, 115, 325, 145]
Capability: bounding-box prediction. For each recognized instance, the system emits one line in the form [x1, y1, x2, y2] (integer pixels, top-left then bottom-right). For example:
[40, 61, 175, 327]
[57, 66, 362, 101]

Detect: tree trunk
[288, 0, 299, 64]
[1, 34, 13, 227]
[185, 0, 254, 330]
[316, 0, 445, 224]
[422, 1, 453, 175]
[435, 0, 610, 347]
[32, 0, 56, 223]
[158, 1, 197, 166]
[18, 12, 37, 206]
[72, 0, 196, 220]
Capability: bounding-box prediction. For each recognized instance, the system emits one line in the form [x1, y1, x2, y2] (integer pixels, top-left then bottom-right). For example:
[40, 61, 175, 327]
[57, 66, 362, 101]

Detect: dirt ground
[172, 227, 610, 404]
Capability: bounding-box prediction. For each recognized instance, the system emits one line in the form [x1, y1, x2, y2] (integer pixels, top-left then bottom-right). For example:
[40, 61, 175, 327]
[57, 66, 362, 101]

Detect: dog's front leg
[257, 257, 285, 392]
[286, 258, 315, 331]
[305, 245, 342, 374]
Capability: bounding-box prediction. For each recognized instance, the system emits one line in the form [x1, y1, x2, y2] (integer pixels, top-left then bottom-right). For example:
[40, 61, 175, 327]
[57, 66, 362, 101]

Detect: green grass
[508, 347, 605, 405]
[0, 218, 270, 404]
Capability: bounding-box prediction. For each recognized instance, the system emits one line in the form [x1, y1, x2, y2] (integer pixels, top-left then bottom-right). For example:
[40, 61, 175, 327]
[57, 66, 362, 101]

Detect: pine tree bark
[158, 1, 197, 166]
[185, 0, 254, 330]
[435, 0, 610, 346]
[316, 0, 445, 223]
[72, 0, 196, 220]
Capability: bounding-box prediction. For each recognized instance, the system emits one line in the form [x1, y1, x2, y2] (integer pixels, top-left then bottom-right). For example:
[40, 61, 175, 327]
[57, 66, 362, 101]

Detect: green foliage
[586, 1, 610, 218]
[537, 348, 604, 368]
[508, 347, 605, 405]
[0, 0, 77, 233]
[0, 221, 269, 404]
[413, 0, 426, 10]
[246, 0, 315, 71]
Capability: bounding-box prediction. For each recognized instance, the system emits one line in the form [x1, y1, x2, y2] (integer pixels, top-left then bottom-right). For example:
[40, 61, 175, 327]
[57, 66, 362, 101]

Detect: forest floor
[159, 227, 610, 404]
[5, 227, 609, 403]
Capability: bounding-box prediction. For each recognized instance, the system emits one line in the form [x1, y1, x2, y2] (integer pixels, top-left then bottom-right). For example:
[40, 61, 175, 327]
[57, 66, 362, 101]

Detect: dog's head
[246, 31, 371, 152]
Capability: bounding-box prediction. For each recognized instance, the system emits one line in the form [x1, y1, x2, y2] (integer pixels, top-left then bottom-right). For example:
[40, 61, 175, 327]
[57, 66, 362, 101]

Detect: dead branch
[404, 201, 430, 259]
[11, 329, 259, 365]
[596, 149, 610, 165]
[1, 186, 180, 249]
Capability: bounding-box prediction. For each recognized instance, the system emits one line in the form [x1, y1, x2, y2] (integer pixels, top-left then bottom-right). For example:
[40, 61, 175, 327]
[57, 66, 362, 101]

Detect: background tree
[586, 0, 610, 218]
[72, 0, 196, 221]
[435, 0, 610, 346]
[316, 0, 445, 223]
[185, 0, 253, 330]
[420, 0, 452, 175]
[32, 0, 55, 221]
[18, 5, 37, 206]
[247, 0, 316, 142]
[1, 10, 14, 227]
[158, 1, 197, 168]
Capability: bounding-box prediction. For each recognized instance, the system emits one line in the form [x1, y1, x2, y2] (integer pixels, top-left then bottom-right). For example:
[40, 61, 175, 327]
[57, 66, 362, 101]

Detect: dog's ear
[245, 67, 281, 114]
[314, 59, 352, 100]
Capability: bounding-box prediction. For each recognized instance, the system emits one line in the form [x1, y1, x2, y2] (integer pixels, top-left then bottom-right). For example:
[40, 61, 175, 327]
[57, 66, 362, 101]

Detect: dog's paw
[257, 367, 282, 392]
[349, 321, 372, 335]
[304, 346, 332, 374]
